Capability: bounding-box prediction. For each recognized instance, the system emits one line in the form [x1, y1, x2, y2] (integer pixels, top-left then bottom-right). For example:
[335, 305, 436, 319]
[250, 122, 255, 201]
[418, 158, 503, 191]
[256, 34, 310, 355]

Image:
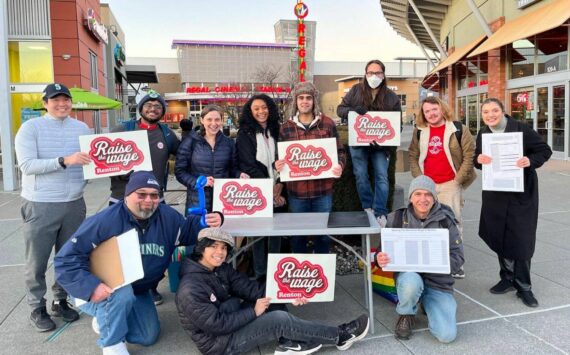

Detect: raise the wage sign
[277, 138, 339, 182]
[348, 111, 401, 146]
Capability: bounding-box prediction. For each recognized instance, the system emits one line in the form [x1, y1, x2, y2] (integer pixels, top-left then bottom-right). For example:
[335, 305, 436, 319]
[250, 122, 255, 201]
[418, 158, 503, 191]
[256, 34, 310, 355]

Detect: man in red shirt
[408, 97, 476, 278]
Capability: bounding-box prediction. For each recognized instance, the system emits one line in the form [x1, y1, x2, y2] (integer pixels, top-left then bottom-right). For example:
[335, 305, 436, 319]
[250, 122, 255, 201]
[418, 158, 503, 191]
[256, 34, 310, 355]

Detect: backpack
[416, 120, 463, 144]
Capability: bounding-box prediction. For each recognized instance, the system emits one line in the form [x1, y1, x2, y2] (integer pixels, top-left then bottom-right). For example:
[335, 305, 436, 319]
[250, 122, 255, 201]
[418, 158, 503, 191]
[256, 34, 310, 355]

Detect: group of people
[14, 55, 552, 354]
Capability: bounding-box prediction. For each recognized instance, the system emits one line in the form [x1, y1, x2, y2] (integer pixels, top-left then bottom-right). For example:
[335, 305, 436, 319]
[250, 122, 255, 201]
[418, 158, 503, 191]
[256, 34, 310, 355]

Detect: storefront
[383, 0, 570, 159]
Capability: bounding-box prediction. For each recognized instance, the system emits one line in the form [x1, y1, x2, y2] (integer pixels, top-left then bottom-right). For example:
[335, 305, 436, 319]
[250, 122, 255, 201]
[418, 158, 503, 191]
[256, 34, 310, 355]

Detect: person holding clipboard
[474, 98, 552, 308]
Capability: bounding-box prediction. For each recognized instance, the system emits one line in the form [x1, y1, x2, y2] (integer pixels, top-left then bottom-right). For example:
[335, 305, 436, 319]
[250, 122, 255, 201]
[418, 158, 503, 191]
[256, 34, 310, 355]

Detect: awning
[421, 72, 439, 90]
[125, 65, 158, 83]
[429, 35, 487, 74]
[469, 0, 570, 57]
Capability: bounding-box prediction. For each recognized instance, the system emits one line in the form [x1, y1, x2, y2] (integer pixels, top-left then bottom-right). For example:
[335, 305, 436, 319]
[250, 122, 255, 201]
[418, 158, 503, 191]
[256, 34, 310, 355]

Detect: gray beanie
[408, 175, 437, 200]
[287, 81, 321, 119]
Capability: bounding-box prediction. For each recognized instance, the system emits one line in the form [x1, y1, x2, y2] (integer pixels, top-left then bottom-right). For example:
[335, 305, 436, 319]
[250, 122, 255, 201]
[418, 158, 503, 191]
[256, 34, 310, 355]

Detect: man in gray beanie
[375, 175, 464, 343]
[275, 82, 346, 253]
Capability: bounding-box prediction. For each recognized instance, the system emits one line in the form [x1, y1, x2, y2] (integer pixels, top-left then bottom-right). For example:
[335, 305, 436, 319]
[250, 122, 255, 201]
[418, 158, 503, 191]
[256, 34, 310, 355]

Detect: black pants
[498, 257, 532, 291]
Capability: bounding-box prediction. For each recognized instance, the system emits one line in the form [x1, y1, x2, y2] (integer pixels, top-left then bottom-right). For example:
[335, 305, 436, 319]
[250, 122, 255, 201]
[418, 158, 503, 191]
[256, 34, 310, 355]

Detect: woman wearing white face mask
[337, 59, 402, 224]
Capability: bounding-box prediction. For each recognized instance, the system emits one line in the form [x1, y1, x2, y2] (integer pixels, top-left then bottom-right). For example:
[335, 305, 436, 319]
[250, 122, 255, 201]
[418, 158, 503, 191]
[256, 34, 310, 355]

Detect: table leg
[362, 233, 374, 334]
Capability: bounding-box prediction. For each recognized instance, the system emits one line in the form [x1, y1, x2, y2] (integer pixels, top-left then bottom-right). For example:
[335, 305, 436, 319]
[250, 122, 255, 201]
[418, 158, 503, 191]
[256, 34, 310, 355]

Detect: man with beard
[54, 171, 223, 355]
[109, 90, 180, 304]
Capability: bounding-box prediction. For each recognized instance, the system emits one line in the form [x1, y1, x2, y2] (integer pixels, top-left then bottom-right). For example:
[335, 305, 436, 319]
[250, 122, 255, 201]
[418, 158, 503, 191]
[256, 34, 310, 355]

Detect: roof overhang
[379, 0, 451, 52]
[125, 65, 158, 83]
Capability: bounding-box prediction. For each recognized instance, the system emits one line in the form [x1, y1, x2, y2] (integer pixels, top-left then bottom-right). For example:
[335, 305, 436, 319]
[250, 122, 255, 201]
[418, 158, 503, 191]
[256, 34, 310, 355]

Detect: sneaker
[394, 315, 415, 340]
[376, 215, 387, 228]
[337, 314, 369, 350]
[51, 299, 80, 322]
[451, 267, 465, 279]
[150, 288, 163, 306]
[517, 290, 539, 308]
[490, 279, 515, 294]
[29, 306, 56, 332]
[102, 341, 130, 355]
[92, 317, 100, 335]
[274, 339, 322, 355]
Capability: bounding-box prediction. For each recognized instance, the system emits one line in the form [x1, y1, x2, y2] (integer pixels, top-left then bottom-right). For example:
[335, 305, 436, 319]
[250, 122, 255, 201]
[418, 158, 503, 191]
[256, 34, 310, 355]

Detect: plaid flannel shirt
[279, 114, 346, 199]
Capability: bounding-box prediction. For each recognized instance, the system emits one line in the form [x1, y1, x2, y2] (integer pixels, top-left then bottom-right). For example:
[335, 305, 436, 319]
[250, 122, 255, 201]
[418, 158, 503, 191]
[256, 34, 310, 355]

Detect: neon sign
[295, 1, 308, 82]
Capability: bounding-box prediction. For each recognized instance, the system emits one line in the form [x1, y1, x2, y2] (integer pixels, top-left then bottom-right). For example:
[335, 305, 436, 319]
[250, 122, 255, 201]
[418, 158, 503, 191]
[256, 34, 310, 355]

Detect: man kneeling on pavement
[375, 175, 464, 343]
[176, 228, 370, 354]
[54, 171, 223, 354]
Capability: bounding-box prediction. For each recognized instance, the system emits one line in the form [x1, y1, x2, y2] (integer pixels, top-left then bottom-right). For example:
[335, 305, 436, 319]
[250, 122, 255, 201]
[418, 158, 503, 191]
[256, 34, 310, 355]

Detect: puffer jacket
[175, 131, 240, 211]
[375, 201, 464, 293]
[176, 258, 264, 355]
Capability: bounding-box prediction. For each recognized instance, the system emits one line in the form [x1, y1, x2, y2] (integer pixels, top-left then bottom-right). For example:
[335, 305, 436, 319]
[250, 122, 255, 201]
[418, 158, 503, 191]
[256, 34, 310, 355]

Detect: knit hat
[287, 81, 321, 118]
[125, 171, 161, 197]
[197, 228, 235, 248]
[137, 90, 167, 116]
[408, 175, 437, 200]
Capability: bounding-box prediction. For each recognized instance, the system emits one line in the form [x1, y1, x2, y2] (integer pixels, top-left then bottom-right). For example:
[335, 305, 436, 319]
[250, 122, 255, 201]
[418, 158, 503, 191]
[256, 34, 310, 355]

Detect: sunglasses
[135, 191, 160, 200]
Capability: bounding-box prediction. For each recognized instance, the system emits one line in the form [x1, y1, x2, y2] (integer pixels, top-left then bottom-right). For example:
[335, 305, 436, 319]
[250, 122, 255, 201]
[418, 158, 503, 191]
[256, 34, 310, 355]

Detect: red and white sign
[266, 254, 336, 303]
[212, 179, 273, 218]
[79, 131, 152, 179]
[348, 111, 401, 146]
[277, 138, 338, 182]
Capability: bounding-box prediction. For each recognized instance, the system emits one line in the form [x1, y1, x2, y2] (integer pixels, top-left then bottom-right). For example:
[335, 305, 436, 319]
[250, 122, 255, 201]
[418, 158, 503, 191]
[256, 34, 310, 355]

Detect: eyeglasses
[135, 191, 160, 200]
[142, 103, 163, 110]
[366, 71, 384, 77]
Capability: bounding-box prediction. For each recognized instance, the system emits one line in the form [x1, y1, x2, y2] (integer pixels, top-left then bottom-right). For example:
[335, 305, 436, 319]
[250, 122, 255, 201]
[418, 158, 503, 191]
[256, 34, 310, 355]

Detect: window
[509, 40, 535, 79]
[8, 41, 53, 83]
[398, 94, 407, 108]
[89, 51, 98, 89]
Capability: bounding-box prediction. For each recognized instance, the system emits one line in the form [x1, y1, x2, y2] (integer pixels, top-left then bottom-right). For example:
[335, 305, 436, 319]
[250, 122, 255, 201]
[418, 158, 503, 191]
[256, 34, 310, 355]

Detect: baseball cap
[42, 83, 72, 100]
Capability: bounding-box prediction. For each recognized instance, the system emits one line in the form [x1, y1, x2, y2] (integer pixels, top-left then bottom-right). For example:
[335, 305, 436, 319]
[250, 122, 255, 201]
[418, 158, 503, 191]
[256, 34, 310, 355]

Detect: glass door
[535, 83, 567, 157]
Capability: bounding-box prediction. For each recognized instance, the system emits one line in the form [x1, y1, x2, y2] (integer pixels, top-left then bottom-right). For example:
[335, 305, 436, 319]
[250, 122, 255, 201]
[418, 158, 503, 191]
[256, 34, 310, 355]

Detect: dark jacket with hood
[235, 125, 276, 179]
[474, 115, 552, 260]
[375, 201, 464, 293]
[176, 259, 265, 355]
[175, 130, 240, 212]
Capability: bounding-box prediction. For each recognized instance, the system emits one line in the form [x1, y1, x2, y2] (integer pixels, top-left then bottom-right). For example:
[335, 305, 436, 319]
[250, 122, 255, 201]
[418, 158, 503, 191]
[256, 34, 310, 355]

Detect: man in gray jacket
[375, 175, 464, 343]
[15, 83, 92, 332]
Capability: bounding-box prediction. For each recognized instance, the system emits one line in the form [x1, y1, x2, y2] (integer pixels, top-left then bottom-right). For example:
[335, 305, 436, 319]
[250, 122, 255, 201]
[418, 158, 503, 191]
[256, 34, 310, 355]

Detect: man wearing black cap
[54, 171, 223, 355]
[15, 83, 92, 332]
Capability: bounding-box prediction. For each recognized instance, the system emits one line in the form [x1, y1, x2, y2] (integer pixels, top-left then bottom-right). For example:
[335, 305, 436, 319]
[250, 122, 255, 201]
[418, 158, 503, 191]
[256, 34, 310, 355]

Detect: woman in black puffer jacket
[175, 105, 244, 213]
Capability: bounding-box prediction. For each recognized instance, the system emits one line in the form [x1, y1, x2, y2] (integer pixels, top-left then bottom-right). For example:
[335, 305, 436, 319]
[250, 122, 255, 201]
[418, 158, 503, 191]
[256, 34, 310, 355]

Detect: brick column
[486, 17, 506, 102]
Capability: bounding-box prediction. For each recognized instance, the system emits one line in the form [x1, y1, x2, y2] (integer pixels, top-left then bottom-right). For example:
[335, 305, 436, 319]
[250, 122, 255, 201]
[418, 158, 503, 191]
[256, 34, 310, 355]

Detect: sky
[101, 0, 425, 62]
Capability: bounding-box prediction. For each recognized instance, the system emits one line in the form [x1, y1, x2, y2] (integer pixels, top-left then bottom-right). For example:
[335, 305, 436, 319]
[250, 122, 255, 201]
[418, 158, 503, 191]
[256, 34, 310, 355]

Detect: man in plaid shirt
[276, 82, 346, 253]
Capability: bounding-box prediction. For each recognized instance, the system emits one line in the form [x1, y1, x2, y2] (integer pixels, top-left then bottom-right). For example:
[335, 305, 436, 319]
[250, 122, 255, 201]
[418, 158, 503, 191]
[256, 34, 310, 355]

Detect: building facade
[380, 0, 570, 159]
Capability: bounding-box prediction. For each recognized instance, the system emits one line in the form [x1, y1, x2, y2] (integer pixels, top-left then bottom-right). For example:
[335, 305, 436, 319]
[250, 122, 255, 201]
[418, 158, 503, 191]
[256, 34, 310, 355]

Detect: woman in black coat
[474, 98, 552, 308]
[235, 94, 286, 279]
[175, 105, 245, 213]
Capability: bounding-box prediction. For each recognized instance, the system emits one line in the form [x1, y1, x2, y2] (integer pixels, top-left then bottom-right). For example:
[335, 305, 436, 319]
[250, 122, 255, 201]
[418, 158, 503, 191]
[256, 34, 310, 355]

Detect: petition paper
[482, 132, 524, 192]
[381, 228, 450, 274]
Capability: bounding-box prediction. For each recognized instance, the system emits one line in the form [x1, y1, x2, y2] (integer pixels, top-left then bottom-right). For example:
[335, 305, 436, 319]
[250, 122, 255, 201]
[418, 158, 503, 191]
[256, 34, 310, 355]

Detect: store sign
[10, 84, 46, 93]
[544, 57, 559, 73]
[295, 1, 308, 82]
[85, 8, 108, 44]
[517, 0, 542, 9]
[184, 85, 291, 94]
[114, 44, 125, 67]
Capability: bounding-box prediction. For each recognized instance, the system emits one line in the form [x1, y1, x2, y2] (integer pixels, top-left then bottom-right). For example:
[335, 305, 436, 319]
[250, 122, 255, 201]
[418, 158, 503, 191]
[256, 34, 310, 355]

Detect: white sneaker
[102, 342, 129, 355]
[376, 215, 387, 228]
[92, 317, 100, 335]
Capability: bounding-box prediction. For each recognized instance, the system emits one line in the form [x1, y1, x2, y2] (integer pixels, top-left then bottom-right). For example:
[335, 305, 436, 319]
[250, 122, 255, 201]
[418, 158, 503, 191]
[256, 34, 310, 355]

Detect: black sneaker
[490, 279, 515, 294]
[451, 267, 465, 279]
[274, 339, 322, 355]
[337, 314, 369, 350]
[51, 299, 80, 323]
[30, 307, 56, 332]
[151, 289, 163, 306]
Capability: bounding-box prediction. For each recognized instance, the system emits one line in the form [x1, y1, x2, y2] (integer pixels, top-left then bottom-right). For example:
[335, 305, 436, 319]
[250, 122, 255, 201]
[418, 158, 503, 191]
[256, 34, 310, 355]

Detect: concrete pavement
[1, 159, 570, 354]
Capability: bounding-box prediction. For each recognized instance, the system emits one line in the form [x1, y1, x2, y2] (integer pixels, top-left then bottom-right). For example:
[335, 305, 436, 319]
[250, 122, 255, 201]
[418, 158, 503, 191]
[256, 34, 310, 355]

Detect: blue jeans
[224, 310, 339, 354]
[396, 272, 457, 343]
[349, 146, 389, 217]
[252, 237, 282, 278]
[79, 286, 160, 348]
[288, 195, 332, 253]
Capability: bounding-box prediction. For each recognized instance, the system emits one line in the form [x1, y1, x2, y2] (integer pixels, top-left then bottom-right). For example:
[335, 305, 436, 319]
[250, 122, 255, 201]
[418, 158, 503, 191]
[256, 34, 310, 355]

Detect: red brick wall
[487, 17, 507, 103]
[50, 0, 107, 128]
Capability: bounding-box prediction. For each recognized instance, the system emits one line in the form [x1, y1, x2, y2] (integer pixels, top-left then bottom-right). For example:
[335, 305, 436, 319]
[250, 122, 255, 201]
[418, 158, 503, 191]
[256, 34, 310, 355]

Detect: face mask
[366, 75, 383, 89]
